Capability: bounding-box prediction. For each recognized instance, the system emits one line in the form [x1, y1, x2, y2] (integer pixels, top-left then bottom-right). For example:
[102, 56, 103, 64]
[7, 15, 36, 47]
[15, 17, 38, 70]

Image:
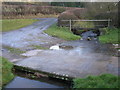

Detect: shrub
[58, 11, 78, 27]
[53, 7, 66, 13]
[72, 8, 86, 19]
[2, 5, 67, 19]
[94, 11, 118, 28]
[58, 8, 85, 27]
[84, 2, 118, 28]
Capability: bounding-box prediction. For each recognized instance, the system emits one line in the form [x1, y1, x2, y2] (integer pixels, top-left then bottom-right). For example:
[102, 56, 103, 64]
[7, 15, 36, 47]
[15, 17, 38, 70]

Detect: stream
[5, 76, 64, 88]
[4, 70, 71, 89]
[5, 76, 70, 89]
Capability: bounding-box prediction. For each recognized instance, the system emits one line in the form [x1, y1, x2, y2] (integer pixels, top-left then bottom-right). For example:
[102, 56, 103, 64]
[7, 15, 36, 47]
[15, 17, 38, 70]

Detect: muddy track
[1, 18, 65, 50]
[1, 18, 65, 61]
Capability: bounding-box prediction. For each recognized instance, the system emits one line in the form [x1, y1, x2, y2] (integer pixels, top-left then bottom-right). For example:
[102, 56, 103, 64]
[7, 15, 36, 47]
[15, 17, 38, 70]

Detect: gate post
[69, 19, 72, 32]
[108, 19, 110, 27]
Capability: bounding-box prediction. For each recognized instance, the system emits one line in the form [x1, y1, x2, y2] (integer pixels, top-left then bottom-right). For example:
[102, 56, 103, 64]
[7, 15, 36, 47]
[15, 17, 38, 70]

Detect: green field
[0, 57, 14, 87]
[2, 19, 38, 32]
[73, 74, 119, 88]
[99, 28, 119, 44]
[44, 24, 80, 41]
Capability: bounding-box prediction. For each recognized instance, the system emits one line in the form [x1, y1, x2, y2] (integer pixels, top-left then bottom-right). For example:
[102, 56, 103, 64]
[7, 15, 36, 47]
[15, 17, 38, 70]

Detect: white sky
[0, 0, 119, 2]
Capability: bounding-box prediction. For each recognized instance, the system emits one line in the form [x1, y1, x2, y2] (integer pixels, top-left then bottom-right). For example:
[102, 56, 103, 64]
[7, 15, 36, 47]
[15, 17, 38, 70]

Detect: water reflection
[5, 76, 65, 88]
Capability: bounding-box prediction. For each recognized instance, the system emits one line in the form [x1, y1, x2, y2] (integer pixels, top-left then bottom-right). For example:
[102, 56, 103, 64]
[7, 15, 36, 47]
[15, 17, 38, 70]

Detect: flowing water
[5, 76, 69, 88]
[4, 70, 71, 89]
[5, 76, 61, 88]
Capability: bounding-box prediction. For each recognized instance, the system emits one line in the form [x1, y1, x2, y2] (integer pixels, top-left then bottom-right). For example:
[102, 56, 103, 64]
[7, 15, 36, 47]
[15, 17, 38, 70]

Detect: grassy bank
[73, 74, 119, 88]
[44, 24, 80, 41]
[99, 28, 119, 44]
[2, 19, 38, 32]
[0, 57, 14, 87]
[0, 57, 1, 89]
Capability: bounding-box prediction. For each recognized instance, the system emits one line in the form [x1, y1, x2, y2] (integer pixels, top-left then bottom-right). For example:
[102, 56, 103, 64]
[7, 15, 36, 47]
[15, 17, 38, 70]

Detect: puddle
[60, 40, 118, 56]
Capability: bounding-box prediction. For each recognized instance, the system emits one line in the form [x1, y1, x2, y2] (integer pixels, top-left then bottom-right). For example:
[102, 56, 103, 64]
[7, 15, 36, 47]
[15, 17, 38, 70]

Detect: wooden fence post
[108, 19, 110, 27]
[69, 19, 72, 32]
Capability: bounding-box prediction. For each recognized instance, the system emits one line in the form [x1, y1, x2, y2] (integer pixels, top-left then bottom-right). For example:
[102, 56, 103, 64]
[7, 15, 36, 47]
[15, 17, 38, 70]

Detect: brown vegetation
[2, 4, 77, 19]
[58, 11, 78, 27]
[85, 2, 118, 27]
[94, 11, 118, 28]
[58, 8, 85, 27]
[58, 2, 118, 28]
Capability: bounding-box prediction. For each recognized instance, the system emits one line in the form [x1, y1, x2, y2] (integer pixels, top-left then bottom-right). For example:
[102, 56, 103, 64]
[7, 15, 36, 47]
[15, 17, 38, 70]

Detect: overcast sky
[1, 0, 119, 2]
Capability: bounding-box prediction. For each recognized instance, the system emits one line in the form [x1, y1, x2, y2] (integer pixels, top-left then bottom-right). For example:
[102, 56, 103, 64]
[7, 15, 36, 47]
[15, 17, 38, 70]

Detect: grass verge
[99, 28, 119, 44]
[4, 46, 25, 55]
[0, 57, 14, 87]
[31, 45, 49, 50]
[73, 74, 119, 88]
[2, 19, 38, 32]
[44, 24, 80, 41]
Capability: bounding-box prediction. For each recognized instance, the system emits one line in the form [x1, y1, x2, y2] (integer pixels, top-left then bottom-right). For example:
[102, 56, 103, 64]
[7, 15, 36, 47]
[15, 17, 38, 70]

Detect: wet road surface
[1, 18, 65, 61]
[16, 40, 119, 78]
[1, 18, 64, 50]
